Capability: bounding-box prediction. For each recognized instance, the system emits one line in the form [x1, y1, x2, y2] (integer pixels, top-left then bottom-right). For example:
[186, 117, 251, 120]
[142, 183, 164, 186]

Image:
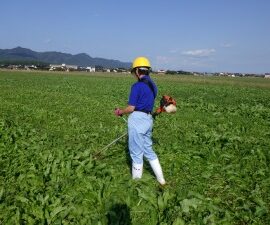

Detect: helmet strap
[135, 68, 141, 81]
[135, 68, 147, 81]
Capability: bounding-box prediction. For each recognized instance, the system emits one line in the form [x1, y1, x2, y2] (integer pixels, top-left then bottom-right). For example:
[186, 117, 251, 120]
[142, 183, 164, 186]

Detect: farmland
[0, 70, 270, 224]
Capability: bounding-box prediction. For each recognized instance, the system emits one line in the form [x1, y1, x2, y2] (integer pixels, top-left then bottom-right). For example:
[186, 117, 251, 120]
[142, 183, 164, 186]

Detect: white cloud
[44, 38, 52, 44]
[221, 43, 232, 48]
[169, 49, 179, 53]
[182, 48, 216, 57]
[156, 56, 171, 64]
[152, 53, 217, 72]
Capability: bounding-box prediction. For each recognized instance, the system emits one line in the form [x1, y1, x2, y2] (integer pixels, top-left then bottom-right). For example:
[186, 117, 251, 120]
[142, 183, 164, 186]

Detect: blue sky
[1, 0, 270, 73]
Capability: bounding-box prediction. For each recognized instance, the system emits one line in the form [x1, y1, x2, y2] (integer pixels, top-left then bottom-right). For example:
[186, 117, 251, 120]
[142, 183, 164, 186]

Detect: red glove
[114, 108, 123, 117]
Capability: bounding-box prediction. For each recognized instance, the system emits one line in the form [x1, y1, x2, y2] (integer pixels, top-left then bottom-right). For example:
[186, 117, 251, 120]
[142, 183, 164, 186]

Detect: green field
[0, 70, 270, 224]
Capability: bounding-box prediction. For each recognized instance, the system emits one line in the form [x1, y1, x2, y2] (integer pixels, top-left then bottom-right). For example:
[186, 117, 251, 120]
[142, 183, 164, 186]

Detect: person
[114, 56, 166, 185]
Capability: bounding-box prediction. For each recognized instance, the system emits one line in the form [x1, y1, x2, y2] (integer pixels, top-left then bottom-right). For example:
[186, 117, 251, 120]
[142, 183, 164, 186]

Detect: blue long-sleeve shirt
[128, 76, 157, 112]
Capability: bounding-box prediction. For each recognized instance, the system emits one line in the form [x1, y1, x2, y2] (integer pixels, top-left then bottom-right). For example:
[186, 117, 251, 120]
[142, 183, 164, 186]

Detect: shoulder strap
[139, 78, 156, 99]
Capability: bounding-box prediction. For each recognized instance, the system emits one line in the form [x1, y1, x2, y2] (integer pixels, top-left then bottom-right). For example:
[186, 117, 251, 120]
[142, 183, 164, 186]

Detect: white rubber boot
[149, 159, 166, 185]
[132, 163, 143, 179]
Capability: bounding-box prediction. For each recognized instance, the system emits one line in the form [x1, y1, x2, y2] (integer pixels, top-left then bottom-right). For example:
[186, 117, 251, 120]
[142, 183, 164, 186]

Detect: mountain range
[0, 47, 131, 69]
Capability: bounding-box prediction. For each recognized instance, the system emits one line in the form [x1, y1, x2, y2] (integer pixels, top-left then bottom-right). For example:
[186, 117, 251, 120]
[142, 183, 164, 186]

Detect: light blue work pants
[128, 111, 158, 164]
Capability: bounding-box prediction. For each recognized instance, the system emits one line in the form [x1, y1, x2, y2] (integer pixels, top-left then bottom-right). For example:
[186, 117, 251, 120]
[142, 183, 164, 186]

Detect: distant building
[25, 65, 37, 70]
[49, 64, 77, 71]
[157, 69, 166, 74]
[86, 66, 95, 72]
[49, 64, 65, 71]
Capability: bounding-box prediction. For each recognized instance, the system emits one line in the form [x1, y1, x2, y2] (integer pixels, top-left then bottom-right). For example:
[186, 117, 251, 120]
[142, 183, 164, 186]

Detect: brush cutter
[152, 95, 177, 119]
[93, 131, 127, 159]
[94, 95, 177, 158]
[93, 117, 127, 159]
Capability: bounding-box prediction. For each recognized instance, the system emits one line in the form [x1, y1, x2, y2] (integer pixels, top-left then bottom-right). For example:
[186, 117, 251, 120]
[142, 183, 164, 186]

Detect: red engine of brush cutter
[152, 95, 177, 118]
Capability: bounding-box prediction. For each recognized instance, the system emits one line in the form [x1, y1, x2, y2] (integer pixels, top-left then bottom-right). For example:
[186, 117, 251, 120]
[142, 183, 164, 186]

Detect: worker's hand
[114, 108, 123, 117]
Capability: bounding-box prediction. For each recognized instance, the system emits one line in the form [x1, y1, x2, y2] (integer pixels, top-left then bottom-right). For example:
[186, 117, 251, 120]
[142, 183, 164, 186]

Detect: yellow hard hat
[132, 57, 151, 70]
